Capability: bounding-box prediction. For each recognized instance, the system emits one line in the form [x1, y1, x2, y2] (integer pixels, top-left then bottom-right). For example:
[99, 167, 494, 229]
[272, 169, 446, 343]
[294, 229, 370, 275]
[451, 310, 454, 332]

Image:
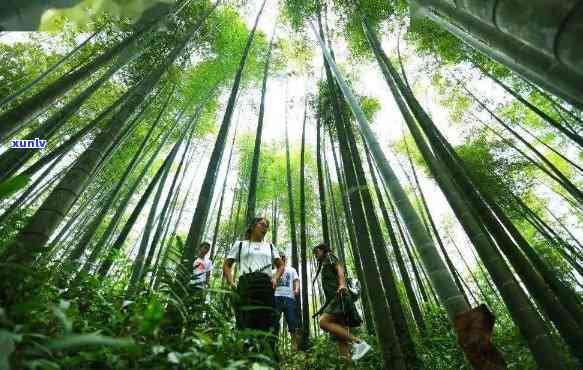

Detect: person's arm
[192, 260, 203, 278]
[193, 260, 202, 276]
[223, 258, 236, 289]
[223, 241, 239, 288]
[293, 279, 300, 296]
[272, 257, 284, 289]
[205, 261, 212, 286]
[335, 262, 346, 293]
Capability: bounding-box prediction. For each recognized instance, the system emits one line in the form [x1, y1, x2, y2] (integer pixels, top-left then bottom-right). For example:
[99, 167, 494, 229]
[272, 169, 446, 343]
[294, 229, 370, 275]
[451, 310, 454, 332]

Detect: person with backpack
[273, 252, 301, 350]
[222, 217, 284, 360]
[312, 243, 371, 361]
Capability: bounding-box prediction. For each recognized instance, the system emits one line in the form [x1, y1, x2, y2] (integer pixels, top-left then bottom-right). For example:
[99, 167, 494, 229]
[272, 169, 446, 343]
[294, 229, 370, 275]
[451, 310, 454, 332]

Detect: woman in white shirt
[222, 217, 284, 361]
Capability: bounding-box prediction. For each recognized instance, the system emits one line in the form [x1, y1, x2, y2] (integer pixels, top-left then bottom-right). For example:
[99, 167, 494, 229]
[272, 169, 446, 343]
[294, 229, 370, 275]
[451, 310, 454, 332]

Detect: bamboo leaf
[0, 329, 21, 370]
[47, 333, 134, 351]
[0, 175, 30, 199]
[204, 288, 236, 296]
[175, 236, 184, 250]
[408, 0, 427, 20]
[23, 359, 60, 370]
[167, 351, 182, 364]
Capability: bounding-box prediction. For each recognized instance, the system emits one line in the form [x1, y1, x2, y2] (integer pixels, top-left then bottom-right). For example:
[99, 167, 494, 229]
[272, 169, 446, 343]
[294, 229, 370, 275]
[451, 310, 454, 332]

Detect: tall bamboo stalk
[182, 0, 267, 269]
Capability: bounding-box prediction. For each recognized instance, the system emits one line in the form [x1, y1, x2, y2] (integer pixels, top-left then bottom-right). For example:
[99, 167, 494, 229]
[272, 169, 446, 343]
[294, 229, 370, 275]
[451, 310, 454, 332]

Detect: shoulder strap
[312, 254, 341, 285]
[234, 241, 243, 277]
[312, 254, 331, 285]
[312, 261, 322, 286]
[237, 241, 243, 264]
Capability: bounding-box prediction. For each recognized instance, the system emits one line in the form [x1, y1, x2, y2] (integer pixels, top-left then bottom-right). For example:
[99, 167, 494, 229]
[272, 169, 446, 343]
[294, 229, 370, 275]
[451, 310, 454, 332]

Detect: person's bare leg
[338, 339, 351, 359]
[291, 329, 299, 351]
[319, 314, 359, 343]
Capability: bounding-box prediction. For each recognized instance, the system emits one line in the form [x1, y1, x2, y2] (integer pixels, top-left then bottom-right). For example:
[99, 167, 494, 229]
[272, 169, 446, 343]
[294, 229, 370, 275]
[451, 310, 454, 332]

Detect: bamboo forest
[1, 0, 583, 369]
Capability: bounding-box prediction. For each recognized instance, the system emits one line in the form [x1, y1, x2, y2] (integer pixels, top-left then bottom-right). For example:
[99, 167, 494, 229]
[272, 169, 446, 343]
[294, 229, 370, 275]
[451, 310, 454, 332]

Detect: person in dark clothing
[313, 243, 371, 361]
[222, 217, 284, 361]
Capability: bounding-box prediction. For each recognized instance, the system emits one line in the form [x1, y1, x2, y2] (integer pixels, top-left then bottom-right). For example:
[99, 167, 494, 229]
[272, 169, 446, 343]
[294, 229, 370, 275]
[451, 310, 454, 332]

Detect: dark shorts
[233, 272, 278, 361]
[234, 272, 276, 332]
[275, 296, 299, 333]
[322, 292, 362, 328]
[323, 296, 344, 316]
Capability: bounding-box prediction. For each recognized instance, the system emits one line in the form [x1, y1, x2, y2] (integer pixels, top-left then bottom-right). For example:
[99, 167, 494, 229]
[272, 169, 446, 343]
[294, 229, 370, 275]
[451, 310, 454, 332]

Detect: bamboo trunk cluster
[411, 0, 583, 109]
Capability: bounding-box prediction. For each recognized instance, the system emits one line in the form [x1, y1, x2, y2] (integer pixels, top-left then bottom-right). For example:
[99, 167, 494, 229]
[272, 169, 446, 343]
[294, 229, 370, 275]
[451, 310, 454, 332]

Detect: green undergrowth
[0, 270, 280, 369]
[0, 269, 575, 369]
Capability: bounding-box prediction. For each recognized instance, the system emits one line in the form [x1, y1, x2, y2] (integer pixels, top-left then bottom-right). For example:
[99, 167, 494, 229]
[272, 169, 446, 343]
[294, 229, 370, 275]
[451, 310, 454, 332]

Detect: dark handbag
[338, 290, 363, 327]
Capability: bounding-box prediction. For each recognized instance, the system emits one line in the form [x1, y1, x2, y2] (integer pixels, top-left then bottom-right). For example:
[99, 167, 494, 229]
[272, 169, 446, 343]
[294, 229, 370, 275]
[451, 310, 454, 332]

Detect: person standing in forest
[191, 242, 213, 289]
[273, 252, 301, 350]
[186, 242, 213, 325]
[313, 243, 371, 361]
[223, 217, 284, 361]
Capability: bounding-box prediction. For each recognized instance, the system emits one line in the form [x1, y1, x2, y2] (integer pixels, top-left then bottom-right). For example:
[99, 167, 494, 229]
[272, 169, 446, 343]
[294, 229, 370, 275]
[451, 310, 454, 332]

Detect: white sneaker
[351, 340, 371, 361]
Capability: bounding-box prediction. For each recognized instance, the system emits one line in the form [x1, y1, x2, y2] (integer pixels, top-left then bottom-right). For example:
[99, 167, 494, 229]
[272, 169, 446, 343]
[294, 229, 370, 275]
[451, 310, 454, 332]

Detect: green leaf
[151, 345, 166, 355]
[51, 300, 72, 333]
[0, 330, 21, 370]
[47, 333, 134, 351]
[0, 175, 30, 199]
[175, 236, 185, 250]
[204, 288, 236, 296]
[409, 1, 427, 20]
[140, 298, 164, 335]
[167, 351, 182, 364]
[23, 359, 60, 370]
[251, 362, 273, 370]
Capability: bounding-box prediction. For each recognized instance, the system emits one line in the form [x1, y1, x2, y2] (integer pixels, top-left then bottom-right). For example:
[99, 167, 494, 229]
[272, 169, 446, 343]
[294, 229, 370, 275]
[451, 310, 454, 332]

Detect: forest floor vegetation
[1, 269, 563, 370]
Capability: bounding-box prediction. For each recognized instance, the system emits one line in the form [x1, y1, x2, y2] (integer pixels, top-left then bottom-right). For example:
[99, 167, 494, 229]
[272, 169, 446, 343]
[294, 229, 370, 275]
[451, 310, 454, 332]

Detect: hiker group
[190, 216, 372, 363]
